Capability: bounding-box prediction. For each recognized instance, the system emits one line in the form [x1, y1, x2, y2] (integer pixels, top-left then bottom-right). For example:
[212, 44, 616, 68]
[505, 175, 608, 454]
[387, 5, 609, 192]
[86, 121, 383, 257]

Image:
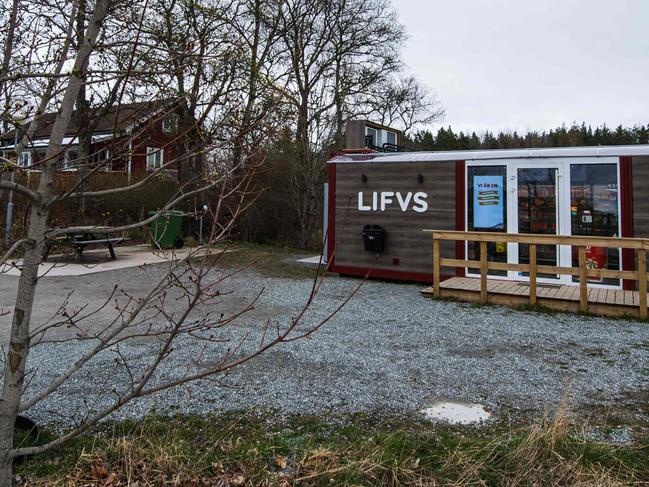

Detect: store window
[467, 165, 507, 276]
[570, 163, 619, 285]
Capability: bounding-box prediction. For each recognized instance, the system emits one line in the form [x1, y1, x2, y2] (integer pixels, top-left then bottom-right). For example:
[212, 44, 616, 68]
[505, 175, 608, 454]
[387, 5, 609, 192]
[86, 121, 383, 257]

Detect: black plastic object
[13, 415, 39, 464]
[362, 225, 386, 252]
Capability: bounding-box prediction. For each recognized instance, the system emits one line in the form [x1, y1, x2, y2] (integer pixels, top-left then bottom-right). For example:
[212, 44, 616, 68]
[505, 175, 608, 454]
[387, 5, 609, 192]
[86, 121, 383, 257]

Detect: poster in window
[473, 175, 504, 229]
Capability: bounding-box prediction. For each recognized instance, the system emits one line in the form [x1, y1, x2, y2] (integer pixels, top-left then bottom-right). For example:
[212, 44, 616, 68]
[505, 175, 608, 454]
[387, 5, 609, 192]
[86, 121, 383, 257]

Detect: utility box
[361, 225, 386, 253]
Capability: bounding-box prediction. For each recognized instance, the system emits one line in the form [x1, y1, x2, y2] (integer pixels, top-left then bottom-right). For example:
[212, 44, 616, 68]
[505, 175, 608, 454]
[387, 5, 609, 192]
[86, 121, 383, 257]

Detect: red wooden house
[1, 100, 200, 179]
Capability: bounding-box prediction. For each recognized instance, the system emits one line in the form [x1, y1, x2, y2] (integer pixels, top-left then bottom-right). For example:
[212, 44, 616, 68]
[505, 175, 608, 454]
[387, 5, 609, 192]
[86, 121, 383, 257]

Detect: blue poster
[474, 175, 504, 229]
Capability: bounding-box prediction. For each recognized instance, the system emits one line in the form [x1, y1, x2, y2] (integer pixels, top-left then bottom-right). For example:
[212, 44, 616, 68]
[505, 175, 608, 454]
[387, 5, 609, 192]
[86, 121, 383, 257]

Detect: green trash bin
[148, 210, 184, 249]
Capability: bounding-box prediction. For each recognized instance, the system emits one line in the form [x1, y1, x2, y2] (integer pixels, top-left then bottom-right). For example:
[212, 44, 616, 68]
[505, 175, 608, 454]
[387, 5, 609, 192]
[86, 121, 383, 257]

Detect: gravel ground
[19, 270, 649, 427]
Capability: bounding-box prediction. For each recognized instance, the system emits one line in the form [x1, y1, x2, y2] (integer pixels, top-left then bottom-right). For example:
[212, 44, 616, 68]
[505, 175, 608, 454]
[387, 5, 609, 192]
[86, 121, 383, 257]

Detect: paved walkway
[0, 245, 214, 277]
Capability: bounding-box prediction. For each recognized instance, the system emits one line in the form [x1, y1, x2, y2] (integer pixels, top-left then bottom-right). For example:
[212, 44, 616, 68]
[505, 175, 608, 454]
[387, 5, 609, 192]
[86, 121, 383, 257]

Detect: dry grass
[18, 405, 649, 486]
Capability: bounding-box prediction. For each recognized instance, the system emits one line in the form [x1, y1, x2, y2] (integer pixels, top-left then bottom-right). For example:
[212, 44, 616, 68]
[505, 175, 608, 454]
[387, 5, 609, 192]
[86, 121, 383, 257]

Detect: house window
[63, 149, 78, 169]
[162, 114, 178, 133]
[95, 148, 112, 170]
[146, 147, 164, 170]
[386, 131, 397, 146]
[365, 127, 377, 147]
[18, 151, 32, 167]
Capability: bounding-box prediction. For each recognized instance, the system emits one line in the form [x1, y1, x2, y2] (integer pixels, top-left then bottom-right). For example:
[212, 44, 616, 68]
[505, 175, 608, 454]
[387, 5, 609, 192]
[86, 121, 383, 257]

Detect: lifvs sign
[358, 191, 428, 213]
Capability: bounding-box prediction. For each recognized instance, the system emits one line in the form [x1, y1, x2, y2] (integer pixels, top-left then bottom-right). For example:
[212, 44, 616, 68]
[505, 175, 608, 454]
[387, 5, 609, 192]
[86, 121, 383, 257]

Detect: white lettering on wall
[358, 192, 371, 211]
[396, 192, 412, 211]
[357, 191, 428, 213]
[380, 192, 394, 211]
[412, 192, 428, 213]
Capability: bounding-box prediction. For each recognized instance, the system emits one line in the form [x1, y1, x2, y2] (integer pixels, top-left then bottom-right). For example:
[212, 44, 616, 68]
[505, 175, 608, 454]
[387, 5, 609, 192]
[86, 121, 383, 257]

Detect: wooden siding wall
[344, 120, 366, 150]
[633, 156, 649, 237]
[333, 162, 456, 276]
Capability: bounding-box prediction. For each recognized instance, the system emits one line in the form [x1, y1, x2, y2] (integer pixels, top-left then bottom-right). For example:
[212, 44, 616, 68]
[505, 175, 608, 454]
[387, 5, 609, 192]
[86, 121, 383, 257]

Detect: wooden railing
[423, 230, 649, 318]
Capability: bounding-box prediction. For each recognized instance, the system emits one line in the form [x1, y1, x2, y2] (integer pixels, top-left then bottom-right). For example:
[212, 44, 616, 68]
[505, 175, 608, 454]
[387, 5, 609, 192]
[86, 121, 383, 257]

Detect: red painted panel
[331, 263, 452, 283]
[455, 160, 466, 277]
[620, 156, 635, 290]
[129, 120, 182, 174]
[326, 163, 337, 269]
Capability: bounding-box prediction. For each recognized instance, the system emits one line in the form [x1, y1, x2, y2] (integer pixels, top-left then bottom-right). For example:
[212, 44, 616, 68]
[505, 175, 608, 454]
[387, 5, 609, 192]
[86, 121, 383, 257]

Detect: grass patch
[16, 408, 649, 486]
[213, 241, 326, 279]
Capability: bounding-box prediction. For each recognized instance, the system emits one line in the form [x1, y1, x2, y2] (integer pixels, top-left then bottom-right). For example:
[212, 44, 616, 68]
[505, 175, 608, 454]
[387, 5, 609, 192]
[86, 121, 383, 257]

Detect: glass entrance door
[466, 159, 621, 287]
[512, 166, 566, 282]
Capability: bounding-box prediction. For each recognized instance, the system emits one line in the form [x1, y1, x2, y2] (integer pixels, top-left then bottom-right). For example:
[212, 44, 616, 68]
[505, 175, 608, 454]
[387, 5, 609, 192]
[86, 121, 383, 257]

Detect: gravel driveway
[16, 269, 649, 426]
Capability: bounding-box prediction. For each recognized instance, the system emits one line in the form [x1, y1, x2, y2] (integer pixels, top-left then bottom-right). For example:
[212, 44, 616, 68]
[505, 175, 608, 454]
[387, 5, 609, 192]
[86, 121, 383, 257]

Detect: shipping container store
[326, 142, 649, 292]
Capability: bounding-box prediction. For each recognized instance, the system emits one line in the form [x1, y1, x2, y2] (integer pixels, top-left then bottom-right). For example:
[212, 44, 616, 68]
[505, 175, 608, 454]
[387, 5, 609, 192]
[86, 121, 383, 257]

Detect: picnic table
[43, 227, 129, 261]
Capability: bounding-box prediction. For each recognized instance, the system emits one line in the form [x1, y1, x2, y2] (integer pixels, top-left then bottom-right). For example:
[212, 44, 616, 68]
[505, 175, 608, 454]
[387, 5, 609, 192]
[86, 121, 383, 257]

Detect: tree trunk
[0, 2, 110, 482]
[75, 0, 91, 218]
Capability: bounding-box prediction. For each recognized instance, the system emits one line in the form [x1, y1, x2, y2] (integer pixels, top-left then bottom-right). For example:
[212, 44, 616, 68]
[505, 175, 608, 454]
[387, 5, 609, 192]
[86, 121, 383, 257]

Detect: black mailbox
[361, 225, 386, 253]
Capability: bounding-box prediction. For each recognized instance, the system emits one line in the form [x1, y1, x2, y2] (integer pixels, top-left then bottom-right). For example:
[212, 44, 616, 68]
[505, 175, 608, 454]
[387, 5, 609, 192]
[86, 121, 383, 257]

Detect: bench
[43, 233, 129, 261]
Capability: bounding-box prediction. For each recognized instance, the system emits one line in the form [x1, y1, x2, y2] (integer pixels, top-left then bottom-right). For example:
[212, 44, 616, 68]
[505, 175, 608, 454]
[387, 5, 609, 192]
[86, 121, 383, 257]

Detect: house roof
[1, 99, 174, 144]
[329, 145, 649, 163]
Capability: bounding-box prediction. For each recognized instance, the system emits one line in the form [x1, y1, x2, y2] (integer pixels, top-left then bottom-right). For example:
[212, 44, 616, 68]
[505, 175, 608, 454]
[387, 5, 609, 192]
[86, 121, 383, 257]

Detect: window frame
[62, 149, 78, 170]
[18, 150, 32, 167]
[146, 146, 164, 170]
[365, 127, 378, 147]
[96, 147, 113, 170]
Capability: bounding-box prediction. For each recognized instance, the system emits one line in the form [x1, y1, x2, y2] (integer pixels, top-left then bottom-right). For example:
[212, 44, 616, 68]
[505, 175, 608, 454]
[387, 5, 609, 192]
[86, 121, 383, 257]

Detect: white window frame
[18, 151, 32, 167]
[63, 149, 78, 170]
[146, 147, 164, 170]
[386, 131, 397, 146]
[365, 127, 378, 147]
[97, 148, 113, 170]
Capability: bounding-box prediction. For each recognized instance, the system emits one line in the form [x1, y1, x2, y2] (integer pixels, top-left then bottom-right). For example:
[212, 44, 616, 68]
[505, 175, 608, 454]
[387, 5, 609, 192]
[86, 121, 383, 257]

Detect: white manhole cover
[421, 401, 491, 425]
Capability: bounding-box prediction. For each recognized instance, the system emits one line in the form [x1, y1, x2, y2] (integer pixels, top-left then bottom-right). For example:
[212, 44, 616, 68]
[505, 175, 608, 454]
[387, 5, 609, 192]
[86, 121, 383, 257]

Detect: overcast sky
[393, 0, 649, 134]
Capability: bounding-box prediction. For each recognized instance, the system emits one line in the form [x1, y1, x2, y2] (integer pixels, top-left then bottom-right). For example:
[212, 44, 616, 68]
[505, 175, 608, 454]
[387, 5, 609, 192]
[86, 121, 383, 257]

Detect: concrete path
[0, 244, 208, 277]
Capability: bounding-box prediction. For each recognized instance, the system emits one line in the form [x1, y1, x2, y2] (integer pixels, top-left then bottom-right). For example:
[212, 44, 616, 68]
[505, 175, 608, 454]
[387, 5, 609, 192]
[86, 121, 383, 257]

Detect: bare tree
[227, 0, 287, 171]
[359, 75, 445, 134]
[275, 0, 430, 248]
[0, 0, 445, 479]
[0, 1, 363, 484]
[0, 1, 114, 481]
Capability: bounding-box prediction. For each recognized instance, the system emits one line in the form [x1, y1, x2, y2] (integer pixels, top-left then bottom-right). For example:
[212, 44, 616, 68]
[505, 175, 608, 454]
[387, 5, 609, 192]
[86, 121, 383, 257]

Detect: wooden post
[638, 249, 647, 319]
[529, 244, 537, 306]
[433, 237, 440, 298]
[578, 246, 588, 313]
[480, 241, 488, 303]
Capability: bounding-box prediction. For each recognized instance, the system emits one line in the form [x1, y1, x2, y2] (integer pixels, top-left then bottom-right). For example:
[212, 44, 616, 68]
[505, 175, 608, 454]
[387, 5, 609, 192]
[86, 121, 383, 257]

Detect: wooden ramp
[421, 277, 645, 318]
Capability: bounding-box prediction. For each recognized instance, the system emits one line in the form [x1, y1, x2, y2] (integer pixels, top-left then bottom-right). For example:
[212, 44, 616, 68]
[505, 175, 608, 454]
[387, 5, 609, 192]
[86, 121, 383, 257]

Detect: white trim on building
[330, 145, 649, 164]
